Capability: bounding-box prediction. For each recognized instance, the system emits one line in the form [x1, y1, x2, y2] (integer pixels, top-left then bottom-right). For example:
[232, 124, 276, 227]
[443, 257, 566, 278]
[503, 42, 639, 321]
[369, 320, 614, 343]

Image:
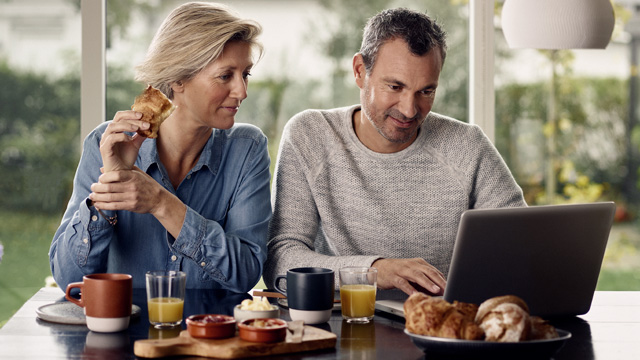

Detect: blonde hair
[135, 2, 263, 99]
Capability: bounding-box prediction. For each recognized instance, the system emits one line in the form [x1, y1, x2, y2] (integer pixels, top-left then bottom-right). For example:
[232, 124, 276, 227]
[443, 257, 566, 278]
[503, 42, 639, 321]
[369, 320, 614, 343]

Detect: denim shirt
[49, 121, 271, 292]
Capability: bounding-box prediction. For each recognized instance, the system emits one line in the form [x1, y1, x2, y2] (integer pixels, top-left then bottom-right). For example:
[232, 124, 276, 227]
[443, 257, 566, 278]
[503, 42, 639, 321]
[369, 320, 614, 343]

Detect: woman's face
[175, 41, 253, 130]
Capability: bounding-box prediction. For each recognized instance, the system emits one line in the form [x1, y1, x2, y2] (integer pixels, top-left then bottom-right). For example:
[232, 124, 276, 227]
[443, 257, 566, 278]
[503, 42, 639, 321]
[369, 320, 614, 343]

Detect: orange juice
[148, 297, 184, 324]
[340, 284, 376, 318]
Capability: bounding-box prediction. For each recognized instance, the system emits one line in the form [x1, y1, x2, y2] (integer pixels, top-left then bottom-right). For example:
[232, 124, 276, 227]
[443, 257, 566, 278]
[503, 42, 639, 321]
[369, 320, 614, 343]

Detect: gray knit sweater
[263, 105, 526, 288]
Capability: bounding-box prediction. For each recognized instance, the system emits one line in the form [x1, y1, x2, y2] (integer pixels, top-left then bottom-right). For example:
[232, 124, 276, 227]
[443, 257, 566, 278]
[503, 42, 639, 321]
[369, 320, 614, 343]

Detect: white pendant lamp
[501, 0, 615, 49]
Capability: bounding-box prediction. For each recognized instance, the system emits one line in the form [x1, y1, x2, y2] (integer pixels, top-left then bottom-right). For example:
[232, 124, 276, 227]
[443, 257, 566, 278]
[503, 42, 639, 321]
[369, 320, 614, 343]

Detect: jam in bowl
[186, 314, 236, 339]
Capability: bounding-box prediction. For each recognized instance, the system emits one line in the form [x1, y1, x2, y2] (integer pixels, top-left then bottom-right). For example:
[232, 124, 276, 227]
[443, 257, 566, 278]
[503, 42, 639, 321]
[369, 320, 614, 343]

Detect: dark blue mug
[274, 267, 334, 311]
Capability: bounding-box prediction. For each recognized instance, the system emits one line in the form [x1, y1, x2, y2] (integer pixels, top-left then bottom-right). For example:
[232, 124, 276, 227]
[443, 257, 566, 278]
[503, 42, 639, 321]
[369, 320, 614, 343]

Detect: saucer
[277, 298, 341, 311]
[36, 302, 140, 325]
[289, 308, 332, 324]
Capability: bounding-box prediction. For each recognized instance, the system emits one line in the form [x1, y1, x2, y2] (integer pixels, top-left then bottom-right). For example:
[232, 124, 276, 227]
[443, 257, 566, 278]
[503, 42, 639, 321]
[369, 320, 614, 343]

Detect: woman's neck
[156, 118, 212, 189]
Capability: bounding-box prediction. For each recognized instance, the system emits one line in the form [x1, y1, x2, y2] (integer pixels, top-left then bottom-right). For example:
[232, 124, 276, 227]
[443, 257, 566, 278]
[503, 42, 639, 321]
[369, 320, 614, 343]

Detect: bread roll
[475, 295, 530, 323]
[131, 85, 175, 138]
[476, 295, 530, 342]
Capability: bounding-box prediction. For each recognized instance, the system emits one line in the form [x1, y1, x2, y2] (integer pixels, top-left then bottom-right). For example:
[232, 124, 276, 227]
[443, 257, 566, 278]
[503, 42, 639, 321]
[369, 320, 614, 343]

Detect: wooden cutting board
[134, 325, 336, 359]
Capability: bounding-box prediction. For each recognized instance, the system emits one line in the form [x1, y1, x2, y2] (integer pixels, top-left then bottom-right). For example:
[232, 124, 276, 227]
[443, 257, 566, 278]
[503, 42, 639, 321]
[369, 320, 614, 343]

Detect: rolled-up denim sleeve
[49, 125, 116, 290]
[171, 135, 271, 293]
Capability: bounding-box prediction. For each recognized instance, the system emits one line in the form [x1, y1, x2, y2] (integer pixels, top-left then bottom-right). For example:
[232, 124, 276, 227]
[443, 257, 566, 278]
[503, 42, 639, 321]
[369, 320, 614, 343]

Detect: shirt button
[171, 255, 177, 261]
[83, 238, 88, 244]
[186, 174, 191, 180]
[200, 262, 206, 267]
[91, 215, 98, 221]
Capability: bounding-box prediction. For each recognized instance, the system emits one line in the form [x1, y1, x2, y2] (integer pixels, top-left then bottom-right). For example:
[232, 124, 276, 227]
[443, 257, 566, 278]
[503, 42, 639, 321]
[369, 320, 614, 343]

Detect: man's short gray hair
[359, 8, 447, 73]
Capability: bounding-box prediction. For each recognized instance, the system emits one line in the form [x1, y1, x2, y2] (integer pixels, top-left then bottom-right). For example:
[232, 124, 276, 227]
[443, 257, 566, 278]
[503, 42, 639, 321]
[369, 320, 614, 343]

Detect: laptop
[375, 202, 616, 318]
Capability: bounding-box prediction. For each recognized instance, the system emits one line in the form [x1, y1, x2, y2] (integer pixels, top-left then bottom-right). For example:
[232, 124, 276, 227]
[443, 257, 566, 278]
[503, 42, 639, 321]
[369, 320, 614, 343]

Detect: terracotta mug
[65, 273, 133, 332]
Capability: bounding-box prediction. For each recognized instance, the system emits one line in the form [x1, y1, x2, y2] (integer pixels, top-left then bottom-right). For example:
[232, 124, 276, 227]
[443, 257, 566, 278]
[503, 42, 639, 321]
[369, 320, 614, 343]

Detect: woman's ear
[171, 80, 185, 94]
[353, 53, 366, 89]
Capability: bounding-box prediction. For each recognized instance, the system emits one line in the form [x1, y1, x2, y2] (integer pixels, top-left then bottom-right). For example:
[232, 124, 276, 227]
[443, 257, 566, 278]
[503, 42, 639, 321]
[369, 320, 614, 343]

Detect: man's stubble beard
[361, 100, 425, 144]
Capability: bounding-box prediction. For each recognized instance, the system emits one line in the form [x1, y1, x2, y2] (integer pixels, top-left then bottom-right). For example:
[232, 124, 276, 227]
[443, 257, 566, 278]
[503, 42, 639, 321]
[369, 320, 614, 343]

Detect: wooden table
[0, 288, 639, 359]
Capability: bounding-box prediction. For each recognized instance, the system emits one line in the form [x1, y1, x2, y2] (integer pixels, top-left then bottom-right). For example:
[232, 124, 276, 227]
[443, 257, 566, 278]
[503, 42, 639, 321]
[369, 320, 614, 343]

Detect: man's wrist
[371, 257, 386, 268]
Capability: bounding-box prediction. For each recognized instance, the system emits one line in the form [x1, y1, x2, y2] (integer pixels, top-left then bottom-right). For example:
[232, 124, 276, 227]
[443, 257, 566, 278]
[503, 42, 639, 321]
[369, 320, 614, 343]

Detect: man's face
[354, 38, 443, 153]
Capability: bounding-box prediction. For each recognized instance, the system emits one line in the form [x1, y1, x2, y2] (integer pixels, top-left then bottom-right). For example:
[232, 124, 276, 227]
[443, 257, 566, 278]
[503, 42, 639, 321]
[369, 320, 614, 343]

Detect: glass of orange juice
[339, 267, 377, 323]
[145, 271, 186, 328]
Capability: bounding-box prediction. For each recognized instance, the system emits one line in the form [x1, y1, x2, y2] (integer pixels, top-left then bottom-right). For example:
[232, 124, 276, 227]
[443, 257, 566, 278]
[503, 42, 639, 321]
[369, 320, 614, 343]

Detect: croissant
[403, 292, 430, 314]
[404, 293, 483, 340]
[131, 85, 175, 138]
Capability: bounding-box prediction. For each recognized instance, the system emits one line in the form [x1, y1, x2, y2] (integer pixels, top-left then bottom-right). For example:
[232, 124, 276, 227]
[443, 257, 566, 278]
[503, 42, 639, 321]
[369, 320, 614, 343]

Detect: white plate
[405, 328, 571, 358]
[36, 302, 141, 325]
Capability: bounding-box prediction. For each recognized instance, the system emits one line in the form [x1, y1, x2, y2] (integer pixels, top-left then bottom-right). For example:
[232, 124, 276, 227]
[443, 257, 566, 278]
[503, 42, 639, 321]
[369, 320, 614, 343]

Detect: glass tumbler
[339, 267, 377, 323]
[145, 271, 186, 328]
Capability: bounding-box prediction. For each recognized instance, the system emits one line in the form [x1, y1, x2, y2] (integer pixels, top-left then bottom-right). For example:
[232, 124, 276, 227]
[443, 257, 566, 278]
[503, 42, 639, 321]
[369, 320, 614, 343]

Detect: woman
[49, 2, 271, 293]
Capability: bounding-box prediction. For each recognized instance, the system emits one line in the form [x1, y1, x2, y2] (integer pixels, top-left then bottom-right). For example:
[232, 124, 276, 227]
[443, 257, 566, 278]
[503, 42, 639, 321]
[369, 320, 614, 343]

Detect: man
[264, 8, 525, 296]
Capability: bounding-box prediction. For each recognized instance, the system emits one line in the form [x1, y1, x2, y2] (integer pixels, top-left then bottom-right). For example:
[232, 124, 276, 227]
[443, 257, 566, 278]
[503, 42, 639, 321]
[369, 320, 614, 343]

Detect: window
[493, 0, 640, 289]
[0, 0, 81, 324]
[103, 0, 470, 166]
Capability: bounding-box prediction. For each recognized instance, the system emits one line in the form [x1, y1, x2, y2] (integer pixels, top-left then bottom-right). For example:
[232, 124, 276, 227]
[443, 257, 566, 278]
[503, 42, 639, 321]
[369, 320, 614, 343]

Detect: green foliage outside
[0, 61, 80, 326]
[0, 211, 60, 327]
[0, 62, 80, 212]
[495, 76, 628, 206]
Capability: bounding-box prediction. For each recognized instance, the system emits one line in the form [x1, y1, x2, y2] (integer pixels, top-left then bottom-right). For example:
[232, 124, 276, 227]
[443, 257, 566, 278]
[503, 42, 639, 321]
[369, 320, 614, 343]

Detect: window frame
[80, 0, 105, 143]
[469, 0, 496, 142]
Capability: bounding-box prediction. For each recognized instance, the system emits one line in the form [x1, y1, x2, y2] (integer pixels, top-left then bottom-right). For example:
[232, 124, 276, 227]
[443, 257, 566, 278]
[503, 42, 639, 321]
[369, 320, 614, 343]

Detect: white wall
[0, 0, 81, 76]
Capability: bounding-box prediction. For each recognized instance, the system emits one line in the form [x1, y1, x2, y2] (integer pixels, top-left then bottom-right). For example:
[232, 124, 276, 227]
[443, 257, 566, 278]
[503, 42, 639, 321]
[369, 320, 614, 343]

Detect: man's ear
[353, 53, 366, 89]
